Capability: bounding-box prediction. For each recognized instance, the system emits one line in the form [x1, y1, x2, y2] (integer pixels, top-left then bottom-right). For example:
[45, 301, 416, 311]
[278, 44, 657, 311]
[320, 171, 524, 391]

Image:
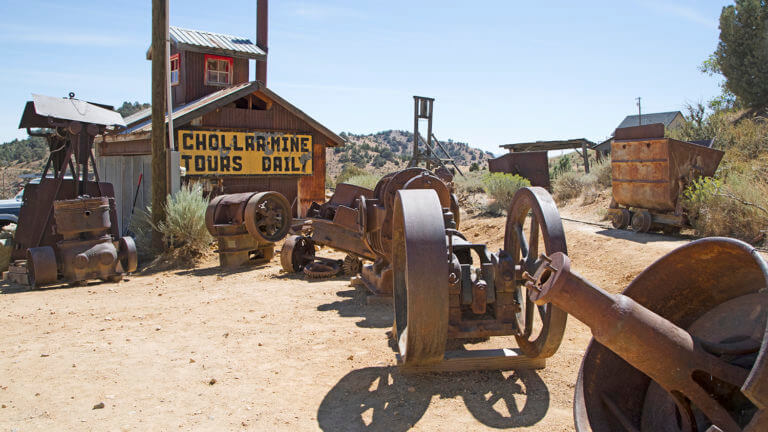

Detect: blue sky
[0, 1, 728, 155]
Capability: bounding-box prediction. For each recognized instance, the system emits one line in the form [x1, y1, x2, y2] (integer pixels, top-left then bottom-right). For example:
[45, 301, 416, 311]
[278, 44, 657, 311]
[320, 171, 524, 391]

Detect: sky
[0, 0, 729, 155]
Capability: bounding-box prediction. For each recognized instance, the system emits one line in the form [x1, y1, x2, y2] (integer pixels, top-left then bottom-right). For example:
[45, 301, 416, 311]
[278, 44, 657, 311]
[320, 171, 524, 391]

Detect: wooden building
[96, 21, 343, 231]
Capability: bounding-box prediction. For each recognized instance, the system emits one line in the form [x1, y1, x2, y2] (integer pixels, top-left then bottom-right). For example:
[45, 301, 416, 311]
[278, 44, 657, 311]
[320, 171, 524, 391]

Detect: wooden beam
[151, 0, 168, 249]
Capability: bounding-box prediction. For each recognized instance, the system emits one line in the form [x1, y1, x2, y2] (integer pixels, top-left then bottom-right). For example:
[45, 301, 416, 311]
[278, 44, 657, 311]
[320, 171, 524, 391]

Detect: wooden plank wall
[96, 155, 152, 235]
[201, 103, 327, 215]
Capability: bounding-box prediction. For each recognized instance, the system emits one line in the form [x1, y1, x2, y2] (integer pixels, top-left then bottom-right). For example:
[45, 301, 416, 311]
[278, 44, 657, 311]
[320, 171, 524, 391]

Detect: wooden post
[151, 0, 168, 250]
[581, 142, 590, 174]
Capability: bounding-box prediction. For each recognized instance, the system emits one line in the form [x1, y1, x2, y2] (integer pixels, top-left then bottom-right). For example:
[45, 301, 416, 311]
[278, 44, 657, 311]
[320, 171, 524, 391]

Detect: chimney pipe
[256, 0, 268, 85]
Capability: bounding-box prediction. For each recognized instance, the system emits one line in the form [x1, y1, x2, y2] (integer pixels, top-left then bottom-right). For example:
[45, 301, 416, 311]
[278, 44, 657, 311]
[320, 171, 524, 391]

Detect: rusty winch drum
[205, 191, 291, 269]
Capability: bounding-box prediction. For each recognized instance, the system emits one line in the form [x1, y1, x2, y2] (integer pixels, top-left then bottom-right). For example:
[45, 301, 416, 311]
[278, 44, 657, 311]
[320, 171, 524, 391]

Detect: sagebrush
[683, 174, 768, 244]
[482, 172, 530, 215]
[158, 183, 212, 254]
[343, 174, 381, 191]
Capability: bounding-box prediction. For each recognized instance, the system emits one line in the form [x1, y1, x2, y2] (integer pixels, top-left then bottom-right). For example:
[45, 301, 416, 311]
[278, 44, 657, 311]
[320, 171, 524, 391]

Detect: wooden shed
[96, 24, 343, 232]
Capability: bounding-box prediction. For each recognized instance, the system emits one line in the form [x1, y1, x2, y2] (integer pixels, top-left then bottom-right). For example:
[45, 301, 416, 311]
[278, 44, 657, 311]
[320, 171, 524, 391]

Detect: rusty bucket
[573, 238, 768, 431]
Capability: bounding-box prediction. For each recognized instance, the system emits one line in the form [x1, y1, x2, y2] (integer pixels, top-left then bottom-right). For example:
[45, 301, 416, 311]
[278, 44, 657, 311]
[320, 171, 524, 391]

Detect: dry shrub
[454, 170, 486, 195]
[553, 171, 585, 202]
[159, 183, 212, 257]
[0, 223, 16, 272]
[343, 174, 381, 191]
[683, 175, 768, 244]
[482, 172, 531, 215]
[129, 183, 213, 265]
[593, 158, 612, 189]
[335, 165, 368, 185]
[127, 208, 156, 262]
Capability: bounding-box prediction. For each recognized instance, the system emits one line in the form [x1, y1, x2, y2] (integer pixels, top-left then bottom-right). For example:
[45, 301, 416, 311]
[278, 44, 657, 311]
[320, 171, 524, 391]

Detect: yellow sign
[177, 129, 313, 175]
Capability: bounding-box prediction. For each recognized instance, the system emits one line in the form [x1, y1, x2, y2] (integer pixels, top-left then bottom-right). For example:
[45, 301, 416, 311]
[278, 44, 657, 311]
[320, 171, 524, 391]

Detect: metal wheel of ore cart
[610, 208, 631, 229]
[26, 246, 58, 289]
[244, 191, 292, 243]
[504, 186, 568, 359]
[280, 235, 315, 273]
[391, 189, 450, 367]
[630, 210, 653, 233]
[573, 238, 768, 432]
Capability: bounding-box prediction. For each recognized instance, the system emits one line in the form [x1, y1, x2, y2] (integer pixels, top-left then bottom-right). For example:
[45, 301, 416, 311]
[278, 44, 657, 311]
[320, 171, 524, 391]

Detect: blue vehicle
[0, 189, 23, 227]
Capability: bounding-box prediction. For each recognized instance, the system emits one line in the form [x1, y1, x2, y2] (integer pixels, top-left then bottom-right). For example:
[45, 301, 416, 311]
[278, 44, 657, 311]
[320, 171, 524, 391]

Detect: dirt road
[0, 210, 747, 431]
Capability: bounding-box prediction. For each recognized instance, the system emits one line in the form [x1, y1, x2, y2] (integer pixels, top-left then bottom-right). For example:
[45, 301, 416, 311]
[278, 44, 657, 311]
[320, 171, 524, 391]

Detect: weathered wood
[151, 0, 168, 249]
[398, 349, 546, 373]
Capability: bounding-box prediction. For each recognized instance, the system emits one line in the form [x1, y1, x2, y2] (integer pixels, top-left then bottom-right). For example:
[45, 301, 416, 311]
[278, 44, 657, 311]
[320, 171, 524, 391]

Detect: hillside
[327, 130, 493, 179]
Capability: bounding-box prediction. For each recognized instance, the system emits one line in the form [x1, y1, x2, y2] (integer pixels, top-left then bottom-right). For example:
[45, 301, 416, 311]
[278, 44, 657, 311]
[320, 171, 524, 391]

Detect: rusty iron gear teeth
[303, 259, 342, 279]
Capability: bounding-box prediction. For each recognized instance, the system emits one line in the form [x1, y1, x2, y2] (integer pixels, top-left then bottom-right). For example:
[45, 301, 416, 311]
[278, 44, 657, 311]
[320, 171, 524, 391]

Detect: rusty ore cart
[607, 123, 724, 234]
[394, 186, 767, 430]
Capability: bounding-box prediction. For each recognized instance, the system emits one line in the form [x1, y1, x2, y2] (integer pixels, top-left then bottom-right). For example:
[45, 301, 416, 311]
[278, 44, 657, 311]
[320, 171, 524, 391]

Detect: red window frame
[204, 54, 233, 86]
[170, 54, 180, 86]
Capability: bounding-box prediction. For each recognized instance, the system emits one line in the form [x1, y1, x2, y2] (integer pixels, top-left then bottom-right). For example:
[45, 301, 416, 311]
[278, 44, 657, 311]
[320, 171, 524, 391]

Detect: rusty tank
[205, 191, 291, 269]
[607, 123, 724, 233]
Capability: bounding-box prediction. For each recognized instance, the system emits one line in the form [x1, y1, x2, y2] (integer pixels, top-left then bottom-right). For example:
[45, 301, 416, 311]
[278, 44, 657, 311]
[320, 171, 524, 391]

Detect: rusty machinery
[281, 167, 460, 293]
[607, 123, 724, 234]
[8, 94, 136, 288]
[205, 191, 291, 268]
[392, 186, 767, 431]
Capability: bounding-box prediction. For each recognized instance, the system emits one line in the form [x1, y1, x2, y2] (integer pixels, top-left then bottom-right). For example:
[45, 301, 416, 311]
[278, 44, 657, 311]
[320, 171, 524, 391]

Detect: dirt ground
[0, 206, 763, 431]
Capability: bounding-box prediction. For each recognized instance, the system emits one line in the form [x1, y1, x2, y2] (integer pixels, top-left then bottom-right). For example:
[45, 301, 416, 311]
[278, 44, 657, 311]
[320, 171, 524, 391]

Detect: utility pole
[151, 0, 168, 250]
[636, 97, 642, 126]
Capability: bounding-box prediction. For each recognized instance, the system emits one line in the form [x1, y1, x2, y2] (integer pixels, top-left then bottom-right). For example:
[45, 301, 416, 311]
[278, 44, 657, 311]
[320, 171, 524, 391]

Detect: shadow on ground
[316, 286, 392, 328]
[594, 228, 691, 244]
[0, 278, 105, 294]
[317, 366, 549, 431]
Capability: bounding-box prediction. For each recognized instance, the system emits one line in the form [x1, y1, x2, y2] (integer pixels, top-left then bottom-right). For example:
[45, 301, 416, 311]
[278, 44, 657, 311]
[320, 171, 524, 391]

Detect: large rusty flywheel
[504, 187, 568, 359]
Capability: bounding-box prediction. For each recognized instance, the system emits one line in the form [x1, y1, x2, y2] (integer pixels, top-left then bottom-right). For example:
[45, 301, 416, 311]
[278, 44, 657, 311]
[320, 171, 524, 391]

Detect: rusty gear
[342, 255, 363, 276]
[303, 259, 342, 279]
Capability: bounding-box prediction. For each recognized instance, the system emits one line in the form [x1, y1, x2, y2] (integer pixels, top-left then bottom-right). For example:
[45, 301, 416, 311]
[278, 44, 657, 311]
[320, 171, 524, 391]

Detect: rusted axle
[525, 251, 766, 432]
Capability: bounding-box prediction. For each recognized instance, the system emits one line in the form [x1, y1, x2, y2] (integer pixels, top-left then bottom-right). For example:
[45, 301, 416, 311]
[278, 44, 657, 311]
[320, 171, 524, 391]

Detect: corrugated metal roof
[616, 111, 683, 130]
[169, 26, 265, 59]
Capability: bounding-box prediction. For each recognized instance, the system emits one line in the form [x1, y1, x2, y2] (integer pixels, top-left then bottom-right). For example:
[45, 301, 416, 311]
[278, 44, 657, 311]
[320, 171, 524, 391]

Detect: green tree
[715, 0, 768, 108]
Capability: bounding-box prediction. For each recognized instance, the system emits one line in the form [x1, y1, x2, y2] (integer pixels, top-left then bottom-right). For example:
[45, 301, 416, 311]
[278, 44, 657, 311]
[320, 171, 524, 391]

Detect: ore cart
[607, 123, 724, 234]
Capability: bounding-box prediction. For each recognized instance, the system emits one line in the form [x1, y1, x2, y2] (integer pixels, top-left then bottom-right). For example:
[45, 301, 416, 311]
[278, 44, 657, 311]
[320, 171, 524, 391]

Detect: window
[170, 54, 179, 86]
[205, 54, 232, 86]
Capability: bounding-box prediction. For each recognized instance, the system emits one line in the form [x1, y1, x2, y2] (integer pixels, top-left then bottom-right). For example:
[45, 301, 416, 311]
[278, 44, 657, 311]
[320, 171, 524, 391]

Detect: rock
[189, 358, 196, 363]
[155, 326, 161, 331]
[40, 353, 49, 357]
[93, 402, 105, 410]
[208, 378, 217, 385]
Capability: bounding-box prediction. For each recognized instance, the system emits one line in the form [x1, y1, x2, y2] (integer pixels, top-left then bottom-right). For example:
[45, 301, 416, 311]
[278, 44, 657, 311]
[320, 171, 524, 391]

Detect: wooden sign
[177, 129, 313, 175]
